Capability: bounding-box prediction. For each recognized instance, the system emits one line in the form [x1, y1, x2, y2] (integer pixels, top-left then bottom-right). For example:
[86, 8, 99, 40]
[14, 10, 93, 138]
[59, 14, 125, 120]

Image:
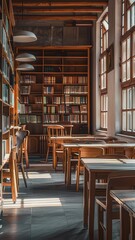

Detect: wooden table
[81, 158, 135, 240]
[63, 142, 135, 186]
[110, 190, 135, 240]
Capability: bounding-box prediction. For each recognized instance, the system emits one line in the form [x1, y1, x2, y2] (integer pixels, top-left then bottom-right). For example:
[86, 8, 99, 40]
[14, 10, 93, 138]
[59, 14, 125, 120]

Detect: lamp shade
[15, 53, 36, 62]
[13, 30, 37, 43]
[16, 64, 34, 71]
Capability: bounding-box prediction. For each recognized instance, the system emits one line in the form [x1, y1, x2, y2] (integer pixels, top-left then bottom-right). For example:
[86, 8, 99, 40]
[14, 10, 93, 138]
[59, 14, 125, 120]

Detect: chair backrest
[16, 143, 23, 164]
[47, 125, 65, 145]
[106, 171, 135, 205]
[79, 147, 105, 158]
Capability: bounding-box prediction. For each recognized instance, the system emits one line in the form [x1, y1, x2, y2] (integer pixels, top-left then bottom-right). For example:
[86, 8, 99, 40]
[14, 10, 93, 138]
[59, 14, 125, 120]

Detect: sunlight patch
[3, 198, 62, 208]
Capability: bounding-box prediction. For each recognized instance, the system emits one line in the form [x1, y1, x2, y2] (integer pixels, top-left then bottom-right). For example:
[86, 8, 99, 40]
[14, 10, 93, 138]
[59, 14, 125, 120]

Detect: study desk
[110, 190, 135, 240]
[81, 158, 135, 240]
[63, 142, 135, 186]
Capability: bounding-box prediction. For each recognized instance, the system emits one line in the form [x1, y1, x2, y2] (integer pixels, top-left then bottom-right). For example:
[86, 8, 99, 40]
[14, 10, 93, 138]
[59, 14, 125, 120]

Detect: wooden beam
[15, 15, 97, 21]
[13, 1, 108, 7]
[14, 7, 103, 14]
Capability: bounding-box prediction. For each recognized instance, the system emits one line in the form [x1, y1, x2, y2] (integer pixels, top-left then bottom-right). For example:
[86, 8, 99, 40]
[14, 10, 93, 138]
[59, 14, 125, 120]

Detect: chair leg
[19, 164, 27, 188]
[98, 205, 104, 240]
[24, 150, 29, 168]
[46, 146, 49, 162]
[76, 166, 80, 192]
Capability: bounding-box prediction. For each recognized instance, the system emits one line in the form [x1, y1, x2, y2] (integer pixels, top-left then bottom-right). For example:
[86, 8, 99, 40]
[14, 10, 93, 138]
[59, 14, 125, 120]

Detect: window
[121, 0, 135, 134]
[100, 14, 109, 129]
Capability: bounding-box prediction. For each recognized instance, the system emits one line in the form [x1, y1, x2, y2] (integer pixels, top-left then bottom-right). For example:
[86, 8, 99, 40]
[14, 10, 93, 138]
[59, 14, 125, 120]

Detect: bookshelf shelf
[16, 46, 91, 155]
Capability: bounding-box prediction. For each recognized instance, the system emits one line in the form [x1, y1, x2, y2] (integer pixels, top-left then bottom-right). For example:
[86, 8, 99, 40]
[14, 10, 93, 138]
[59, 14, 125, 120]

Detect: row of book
[0, 21, 14, 70]
[20, 75, 36, 84]
[65, 96, 87, 104]
[43, 115, 60, 123]
[20, 86, 31, 95]
[2, 135, 13, 161]
[2, 57, 10, 80]
[19, 115, 42, 124]
[2, 115, 10, 132]
[2, 84, 14, 106]
[63, 76, 87, 84]
[19, 104, 32, 114]
[64, 86, 88, 94]
[20, 75, 87, 85]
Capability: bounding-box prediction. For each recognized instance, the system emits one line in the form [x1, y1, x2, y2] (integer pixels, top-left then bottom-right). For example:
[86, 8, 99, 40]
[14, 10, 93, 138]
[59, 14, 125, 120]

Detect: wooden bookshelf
[0, 0, 15, 212]
[16, 46, 91, 156]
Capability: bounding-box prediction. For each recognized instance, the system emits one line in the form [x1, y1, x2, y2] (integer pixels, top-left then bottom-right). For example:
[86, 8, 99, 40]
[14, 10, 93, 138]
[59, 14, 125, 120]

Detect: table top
[62, 142, 135, 148]
[110, 190, 135, 216]
[81, 158, 135, 172]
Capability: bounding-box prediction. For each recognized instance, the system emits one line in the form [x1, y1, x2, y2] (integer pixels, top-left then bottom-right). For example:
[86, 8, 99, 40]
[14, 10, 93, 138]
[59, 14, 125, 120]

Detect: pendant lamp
[13, 1, 37, 43]
[13, 30, 37, 43]
[15, 53, 36, 62]
[16, 63, 34, 71]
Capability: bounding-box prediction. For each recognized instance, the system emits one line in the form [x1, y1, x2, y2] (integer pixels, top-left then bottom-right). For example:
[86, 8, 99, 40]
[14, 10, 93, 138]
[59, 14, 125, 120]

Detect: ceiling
[12, 0, 108, 27]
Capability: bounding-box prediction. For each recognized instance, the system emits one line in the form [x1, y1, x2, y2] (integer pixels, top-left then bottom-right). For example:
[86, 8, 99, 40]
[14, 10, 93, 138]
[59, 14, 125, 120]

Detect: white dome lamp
[15, 53, 36, 62]
[13, 30, 37, 43]
[16, 63, 34, 71]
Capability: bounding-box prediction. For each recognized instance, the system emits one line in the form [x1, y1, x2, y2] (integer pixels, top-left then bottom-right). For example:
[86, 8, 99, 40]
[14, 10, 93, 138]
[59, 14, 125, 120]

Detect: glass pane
[122, 40, 126, 62]
[101, 96, 104, 111]
[101, 58, 103, 73]
[127, 37, 131, 59]
[101, 75, 104, 89]
[133, 31, 135, 55]
[133, 57, 135, 78]
[127, 88, 132, 109]
[103, 74, 106, 89]
[122, 63, 126, 82]
[127, 10, 130, 30]
[133, 87, 135, 108]
[131, 5, 135, 27]
[104, 56, 106, 72]
[122, 89, 127, 109]
[127, 60, 130, 80]
[122, 2, 124, 14]
[129, 0, 135, 5]
[127, 111, 132, 131]
[122, 112, 126, 131]
[133, 111, 135, 132]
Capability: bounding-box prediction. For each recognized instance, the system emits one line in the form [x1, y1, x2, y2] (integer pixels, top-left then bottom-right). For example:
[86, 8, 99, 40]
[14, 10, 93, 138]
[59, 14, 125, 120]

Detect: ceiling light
[15, 53, 36, 62]
[13, 30, 37, 43]
[16, 64, 34, 71]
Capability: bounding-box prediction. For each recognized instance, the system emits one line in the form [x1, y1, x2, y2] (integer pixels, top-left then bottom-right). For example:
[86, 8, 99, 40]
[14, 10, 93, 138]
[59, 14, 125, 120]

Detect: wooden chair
[3, 146, 18, 203]
[96, 171, 135, 240]
[76, 146, 105, 191]
[16, 143, 27, 188]
[15, 130, 28, 187]
[45, 125, 64, 162]
[107, 140, 128, 155]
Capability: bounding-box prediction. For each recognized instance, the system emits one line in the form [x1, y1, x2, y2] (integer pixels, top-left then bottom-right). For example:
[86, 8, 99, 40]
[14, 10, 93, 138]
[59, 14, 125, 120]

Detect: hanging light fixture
[13, 1, 37, 43]
[13, 30, 37, 43]
[15, 53, 36, 62]
[16, 63, 34, 71]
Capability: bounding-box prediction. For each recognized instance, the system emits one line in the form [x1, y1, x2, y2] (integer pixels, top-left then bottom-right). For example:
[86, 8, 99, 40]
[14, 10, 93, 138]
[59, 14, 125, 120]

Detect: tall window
[121, 0, 135, 134]
[100, 14, 109, 129]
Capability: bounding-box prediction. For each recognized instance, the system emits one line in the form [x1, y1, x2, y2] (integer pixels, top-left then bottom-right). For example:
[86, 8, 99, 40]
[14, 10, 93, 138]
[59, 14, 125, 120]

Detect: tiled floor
[0, 163, 89, 240]
[0, 161, 120, 240]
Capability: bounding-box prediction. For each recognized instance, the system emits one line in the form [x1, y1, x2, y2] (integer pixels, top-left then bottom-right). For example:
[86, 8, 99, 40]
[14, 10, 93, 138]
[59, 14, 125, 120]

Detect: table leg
[131, 215, 135, 240]
[88, 171, 96, 240]
[120, 206, 130, 240]
[67, 148, 71, 187]
[83, 167, 89, 228]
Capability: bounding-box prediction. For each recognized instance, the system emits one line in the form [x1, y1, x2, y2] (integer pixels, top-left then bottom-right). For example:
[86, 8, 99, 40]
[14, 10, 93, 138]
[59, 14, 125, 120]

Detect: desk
[81, 158, 135, 240]
[110, 190, 135, 240]
[63, 142, 135, 186]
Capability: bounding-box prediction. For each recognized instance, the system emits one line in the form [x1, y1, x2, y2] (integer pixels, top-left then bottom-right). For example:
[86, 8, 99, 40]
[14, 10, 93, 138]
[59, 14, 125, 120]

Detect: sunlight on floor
[23, 172, 52, 179]
[3, 197, 62, 208]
